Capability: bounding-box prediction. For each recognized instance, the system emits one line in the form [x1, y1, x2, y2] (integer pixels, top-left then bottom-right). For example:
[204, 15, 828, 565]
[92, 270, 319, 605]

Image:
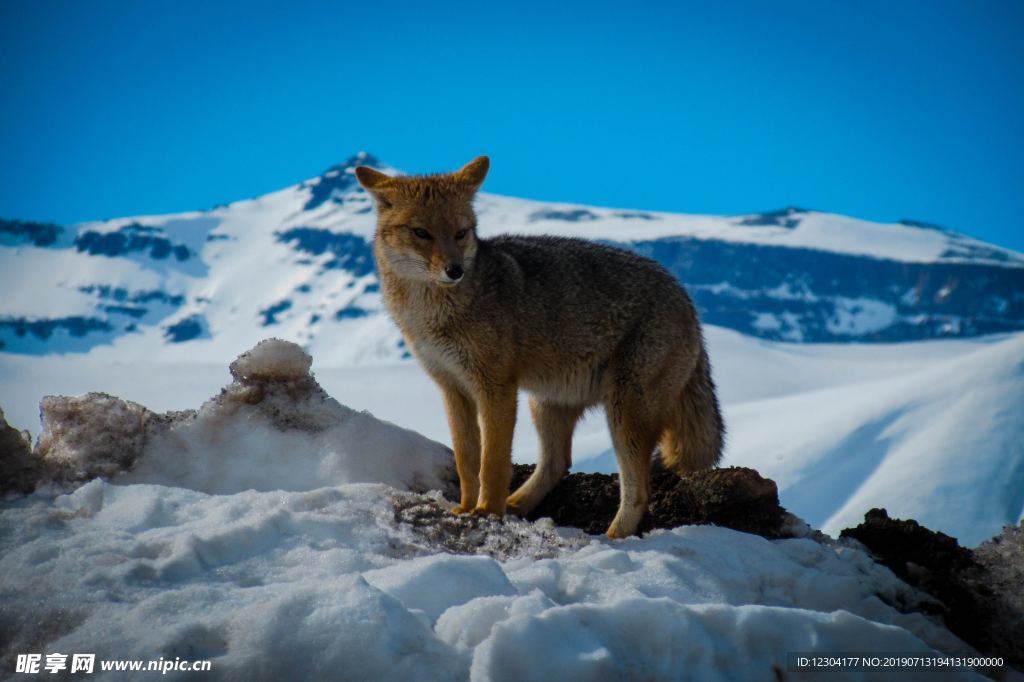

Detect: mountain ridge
[1, 152, 1022, 357]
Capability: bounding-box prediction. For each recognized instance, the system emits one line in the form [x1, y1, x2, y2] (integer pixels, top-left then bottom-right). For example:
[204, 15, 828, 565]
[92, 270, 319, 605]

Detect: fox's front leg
[473, 383, 517, 517]
[441, 386, 481, 514]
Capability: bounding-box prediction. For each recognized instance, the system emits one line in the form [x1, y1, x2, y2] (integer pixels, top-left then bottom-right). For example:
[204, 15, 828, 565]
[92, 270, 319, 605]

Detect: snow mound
[364, 555, 518, 624]
[229, 337, 312, 382]
[0, 480, 985, 679]
[26, 339, 457, 496]
[471, 601, 962, 682]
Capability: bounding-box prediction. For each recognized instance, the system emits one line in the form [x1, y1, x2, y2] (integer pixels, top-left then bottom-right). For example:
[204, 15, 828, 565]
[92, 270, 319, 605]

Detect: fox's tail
[659, 345, 725, 474]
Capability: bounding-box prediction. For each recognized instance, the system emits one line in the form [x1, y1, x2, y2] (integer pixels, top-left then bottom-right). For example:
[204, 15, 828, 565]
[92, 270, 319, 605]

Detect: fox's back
[481, 235, 695, 330]
[470, 235, 701, 392]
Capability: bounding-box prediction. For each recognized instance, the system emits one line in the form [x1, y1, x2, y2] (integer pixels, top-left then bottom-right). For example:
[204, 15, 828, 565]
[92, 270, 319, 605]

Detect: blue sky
[1, 0, 1022, 250]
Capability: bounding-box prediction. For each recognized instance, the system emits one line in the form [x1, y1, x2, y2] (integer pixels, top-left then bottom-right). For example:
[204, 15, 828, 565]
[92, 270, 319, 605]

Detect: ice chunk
[35, 392, 152, 481]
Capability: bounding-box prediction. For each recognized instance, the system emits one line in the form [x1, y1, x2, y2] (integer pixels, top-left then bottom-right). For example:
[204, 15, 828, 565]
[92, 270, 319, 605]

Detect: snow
[0, 339, 999, 679]
[228, 337, 313, 381]
[752, 312, 783, 331]
[726, 331, 1024, 546]
[0, 483, 981, 680]
[825, 298, 898, 336]
[470, 601, 947, 682]
[364, 555, 518, 624]
[92, 341, 454, 496]
[0, 246, 166, 318]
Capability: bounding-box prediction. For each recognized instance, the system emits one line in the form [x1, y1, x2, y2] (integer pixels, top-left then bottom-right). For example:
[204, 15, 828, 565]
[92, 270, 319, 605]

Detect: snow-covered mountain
[2, 151, 1022, 359]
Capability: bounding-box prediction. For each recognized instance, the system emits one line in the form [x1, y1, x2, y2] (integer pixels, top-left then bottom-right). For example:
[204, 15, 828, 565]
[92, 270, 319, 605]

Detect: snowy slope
[2, 327, 1021, 548]
[0, 343, 987, 680]
[2, 152, 1022, 357]
[726, 331, 1024, 546]
[475, 195, 1021, 266]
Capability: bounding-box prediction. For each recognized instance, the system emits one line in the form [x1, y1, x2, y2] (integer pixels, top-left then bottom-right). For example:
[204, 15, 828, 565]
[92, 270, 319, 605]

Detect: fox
[355, 156, 724, 538]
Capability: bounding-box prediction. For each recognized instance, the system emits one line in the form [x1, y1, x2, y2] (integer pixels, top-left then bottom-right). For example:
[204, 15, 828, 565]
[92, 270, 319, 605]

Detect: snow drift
[23, 338, 455, 497]
[726, 330, 1024, 546]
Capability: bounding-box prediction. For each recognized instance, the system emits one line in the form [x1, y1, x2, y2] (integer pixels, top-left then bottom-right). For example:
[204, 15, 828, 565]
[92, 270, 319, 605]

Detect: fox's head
[355, 156, 489, 287]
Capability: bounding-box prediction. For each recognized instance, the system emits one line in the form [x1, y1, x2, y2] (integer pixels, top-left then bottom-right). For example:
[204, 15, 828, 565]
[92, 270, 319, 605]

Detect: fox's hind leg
[507, 398, 584, 517]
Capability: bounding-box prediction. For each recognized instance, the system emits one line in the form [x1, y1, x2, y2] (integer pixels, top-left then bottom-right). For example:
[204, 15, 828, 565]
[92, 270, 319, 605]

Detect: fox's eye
[412, 228, 432, 240]
[454, 229, 469, 240]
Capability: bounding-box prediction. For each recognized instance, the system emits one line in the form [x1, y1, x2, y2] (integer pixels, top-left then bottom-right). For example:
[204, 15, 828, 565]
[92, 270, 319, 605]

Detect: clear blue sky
[1, 0, 1022, 250]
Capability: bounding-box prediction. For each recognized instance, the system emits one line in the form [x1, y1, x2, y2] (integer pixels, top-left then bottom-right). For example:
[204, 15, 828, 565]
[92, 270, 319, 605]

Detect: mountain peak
[303, 152, 383, 212]
[333, 150, 381, 172]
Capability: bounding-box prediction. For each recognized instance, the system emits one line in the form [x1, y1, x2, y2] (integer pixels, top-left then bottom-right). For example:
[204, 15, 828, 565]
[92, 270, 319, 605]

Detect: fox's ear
[355, 166, 392, 191]
[355, 166, 395, 208]
[454, 156, 489, 191]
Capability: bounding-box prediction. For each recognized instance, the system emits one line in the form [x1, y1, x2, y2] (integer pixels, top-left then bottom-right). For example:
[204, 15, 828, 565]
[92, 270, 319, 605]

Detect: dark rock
[0, 316, 112, 340]
[302, 153, 375, 211]
[841, 508, 976, 574]
[508, 463, 792, 539]
[629, 236, 1024, 343]
[259, 300, 292, 326]
[164, 315, 207, 342]
[75, 223, 192, 261]
[335, 306, 370, 319]
[275, 227, 375, 276]
[842, 508, 1023, 672]
[0, 218, 63, 246]
[0, 408, 40, 495]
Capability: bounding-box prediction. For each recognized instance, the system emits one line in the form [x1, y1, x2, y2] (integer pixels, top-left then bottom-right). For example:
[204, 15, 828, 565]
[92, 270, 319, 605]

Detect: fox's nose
[445, 264, 464, 281]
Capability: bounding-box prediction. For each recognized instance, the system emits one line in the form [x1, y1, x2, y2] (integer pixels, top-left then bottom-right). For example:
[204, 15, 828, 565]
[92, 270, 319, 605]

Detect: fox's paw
[605, 519, 639, 540]
[505, 495, 533, 518]
[451, 505, 472, 515]
[470, 502, 506, 518]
